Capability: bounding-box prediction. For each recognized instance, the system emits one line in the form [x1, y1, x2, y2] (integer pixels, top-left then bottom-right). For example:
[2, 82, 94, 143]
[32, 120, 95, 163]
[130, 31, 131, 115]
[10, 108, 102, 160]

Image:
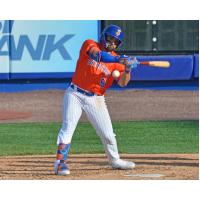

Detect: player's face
[105, 35, 121, 51]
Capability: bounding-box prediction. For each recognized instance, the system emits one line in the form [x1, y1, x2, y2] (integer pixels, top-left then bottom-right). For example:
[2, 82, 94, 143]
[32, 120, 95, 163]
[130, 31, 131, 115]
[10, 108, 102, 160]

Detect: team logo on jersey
[116, 29, 121, 36]
[88, 59, 111, 76]
[100, 78, 106, 87]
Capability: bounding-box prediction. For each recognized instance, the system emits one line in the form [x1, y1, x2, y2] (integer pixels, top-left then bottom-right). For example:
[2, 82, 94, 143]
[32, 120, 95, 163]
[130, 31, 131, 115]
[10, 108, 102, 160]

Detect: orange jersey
[72, 39, 125, 95]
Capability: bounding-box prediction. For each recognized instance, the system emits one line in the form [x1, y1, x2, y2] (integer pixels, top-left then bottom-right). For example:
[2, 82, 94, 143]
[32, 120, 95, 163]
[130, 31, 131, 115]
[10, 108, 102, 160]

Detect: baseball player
[54, 24, 138, 175]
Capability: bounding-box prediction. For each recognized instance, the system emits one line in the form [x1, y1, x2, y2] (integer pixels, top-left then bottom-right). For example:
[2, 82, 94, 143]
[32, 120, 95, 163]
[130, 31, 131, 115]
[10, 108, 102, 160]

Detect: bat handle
[138, 61, 149, 65]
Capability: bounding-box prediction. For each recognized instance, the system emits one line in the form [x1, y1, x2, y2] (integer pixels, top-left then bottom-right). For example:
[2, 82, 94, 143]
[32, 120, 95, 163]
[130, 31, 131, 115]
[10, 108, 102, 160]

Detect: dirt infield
[0, 110, 32, 120]
[0, 89, 198, 122]
[0, 89, 199, 180]
[0, 154, 198, 180]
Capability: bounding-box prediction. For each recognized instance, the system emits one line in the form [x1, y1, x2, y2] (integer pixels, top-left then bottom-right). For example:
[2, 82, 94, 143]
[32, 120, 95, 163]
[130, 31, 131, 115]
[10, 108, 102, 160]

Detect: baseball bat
[139, 61, 170, 68]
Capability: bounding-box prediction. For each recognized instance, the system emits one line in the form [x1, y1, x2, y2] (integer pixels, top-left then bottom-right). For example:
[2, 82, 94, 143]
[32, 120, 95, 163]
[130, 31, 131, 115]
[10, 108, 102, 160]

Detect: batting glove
[119, 55, 138, 67]
[129, 57, 139, 69]
[118, 55, 138, 73]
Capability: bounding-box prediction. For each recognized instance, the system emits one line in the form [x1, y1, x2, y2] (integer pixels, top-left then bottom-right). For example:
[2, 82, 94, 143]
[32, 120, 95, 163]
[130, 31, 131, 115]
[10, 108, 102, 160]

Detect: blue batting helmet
[100, 24, 124, 49]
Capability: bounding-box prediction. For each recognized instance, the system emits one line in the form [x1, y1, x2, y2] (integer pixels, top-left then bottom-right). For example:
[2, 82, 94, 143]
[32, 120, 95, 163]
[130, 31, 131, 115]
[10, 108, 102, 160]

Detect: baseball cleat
[54, 160, 70, 175]
[111, 159, 135, 170]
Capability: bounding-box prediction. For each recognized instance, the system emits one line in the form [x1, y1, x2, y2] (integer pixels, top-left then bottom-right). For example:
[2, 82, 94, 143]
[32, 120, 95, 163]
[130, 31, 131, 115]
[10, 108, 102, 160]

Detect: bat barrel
[139, 61, 170, 68]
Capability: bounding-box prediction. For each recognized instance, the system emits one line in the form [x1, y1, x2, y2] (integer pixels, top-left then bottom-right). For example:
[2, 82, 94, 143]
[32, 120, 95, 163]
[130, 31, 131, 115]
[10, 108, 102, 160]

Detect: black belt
[70, 84, 96, 96]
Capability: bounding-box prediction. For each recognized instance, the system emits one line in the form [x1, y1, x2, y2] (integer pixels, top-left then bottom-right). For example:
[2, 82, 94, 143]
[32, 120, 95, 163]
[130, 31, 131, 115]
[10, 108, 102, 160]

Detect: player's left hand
[119, 55, 139, 69]
[122, 56, 139, 73]
[127, 56, 139, 69]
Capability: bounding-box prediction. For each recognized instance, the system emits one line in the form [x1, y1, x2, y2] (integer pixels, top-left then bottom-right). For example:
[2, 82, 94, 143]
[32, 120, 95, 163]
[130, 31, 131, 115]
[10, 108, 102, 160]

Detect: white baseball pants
[57, 85, 120, 162]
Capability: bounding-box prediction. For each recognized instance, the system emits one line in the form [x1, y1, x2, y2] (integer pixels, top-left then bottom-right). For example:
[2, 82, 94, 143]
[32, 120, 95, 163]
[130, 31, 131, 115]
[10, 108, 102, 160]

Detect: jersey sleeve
[80, 39, 99, 57]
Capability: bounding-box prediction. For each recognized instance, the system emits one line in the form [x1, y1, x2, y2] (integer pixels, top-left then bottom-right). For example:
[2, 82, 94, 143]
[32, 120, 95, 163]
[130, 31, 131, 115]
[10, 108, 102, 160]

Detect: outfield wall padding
[131, 55, 195, 81]
[0, 54, 199, 81]
[194, 54, 199, 78]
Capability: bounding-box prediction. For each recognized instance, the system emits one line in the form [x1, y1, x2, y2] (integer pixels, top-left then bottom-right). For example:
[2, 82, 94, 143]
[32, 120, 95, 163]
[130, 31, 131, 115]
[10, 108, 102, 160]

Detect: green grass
[0, 121, 198, 156]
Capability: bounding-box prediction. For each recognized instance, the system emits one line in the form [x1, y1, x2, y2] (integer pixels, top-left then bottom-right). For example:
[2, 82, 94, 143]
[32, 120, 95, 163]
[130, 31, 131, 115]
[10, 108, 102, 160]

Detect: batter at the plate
[54, 24, 138, 175]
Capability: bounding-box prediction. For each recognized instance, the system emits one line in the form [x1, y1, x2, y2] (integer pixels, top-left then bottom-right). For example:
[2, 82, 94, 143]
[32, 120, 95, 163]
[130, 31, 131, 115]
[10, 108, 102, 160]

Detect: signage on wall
[0, 20, 99, 79]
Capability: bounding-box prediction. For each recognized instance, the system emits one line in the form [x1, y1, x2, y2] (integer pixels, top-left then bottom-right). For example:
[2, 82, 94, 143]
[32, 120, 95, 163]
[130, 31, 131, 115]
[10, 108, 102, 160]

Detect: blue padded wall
[194, 54, 199, 78]
[131, 55, 194, 81]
